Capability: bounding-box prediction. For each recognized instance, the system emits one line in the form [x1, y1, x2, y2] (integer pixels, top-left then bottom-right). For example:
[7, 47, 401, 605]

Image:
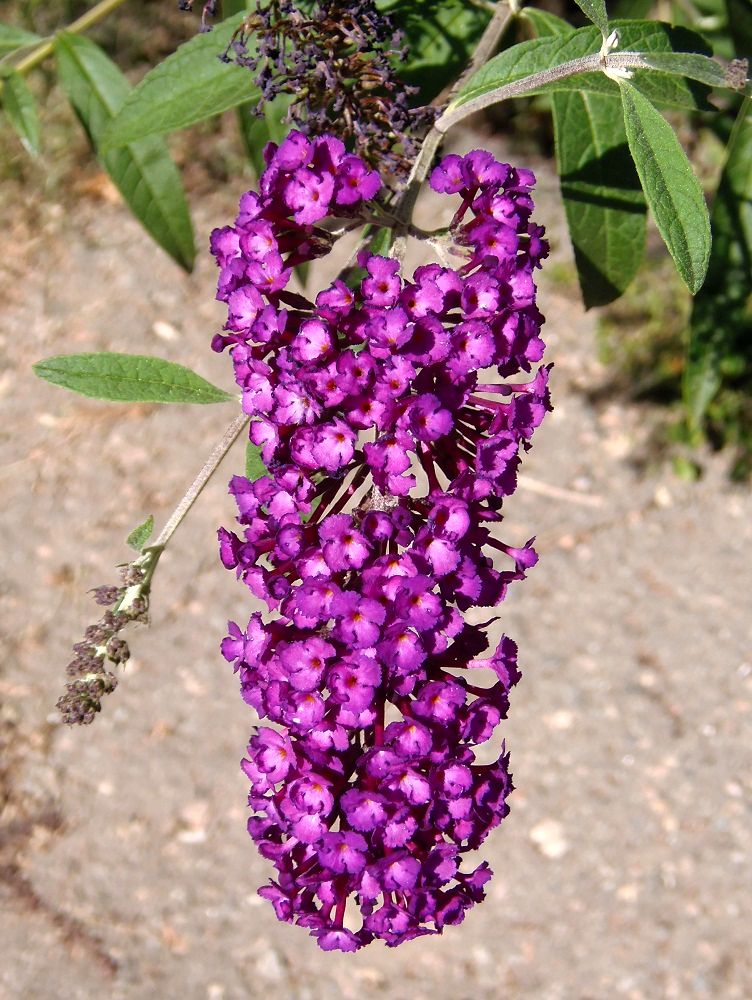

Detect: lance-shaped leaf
[0, 24, 41, 56]
[1, 71, 41, 156]
[684, 98, 752, 426]
[101, 13, 258, 149]
[573, 0, 608, 37]
[553, 90, 646, 307]
[449, 21, 713, 114]
[55, 33, 195, 271]
[33, 353, 234, 404]
[639, 51, 750, 92]
[127, 515, 155, 551]
[619, 81, 710, 294]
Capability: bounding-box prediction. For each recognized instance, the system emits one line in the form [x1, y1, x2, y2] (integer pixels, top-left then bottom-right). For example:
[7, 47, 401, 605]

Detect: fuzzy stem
[434, 50, 689, 134]
[152, 410, 250, 551]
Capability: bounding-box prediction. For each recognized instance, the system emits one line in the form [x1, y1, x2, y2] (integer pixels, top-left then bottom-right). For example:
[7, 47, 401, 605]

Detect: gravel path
[1, 130, 750, 1000]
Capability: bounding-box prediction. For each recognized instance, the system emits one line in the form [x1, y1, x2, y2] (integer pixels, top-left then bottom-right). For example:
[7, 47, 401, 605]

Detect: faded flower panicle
[223, 0, 435, 176]
[211, 132, 550, 950]
[57, 564, 150, 725]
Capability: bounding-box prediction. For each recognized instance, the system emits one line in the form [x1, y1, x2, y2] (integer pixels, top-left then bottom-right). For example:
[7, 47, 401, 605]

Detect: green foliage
[33, 353, 234, 404]
[341, 225, 396, 299]
[365, 225, 396, 257]
[619, 81, 711, 294]
[725, 0, 752, 56]
[638, 51, 750, 92]
[55, 33, 196, 271]
[127, 515, 155, 551]
[597, 255, 690, 406]
[101, 13, 259, 149]
[518, 3, 749, 465]
[1, 70, 41, 156]
[521, 9, 573, 38]
[553, 89, 647, 307]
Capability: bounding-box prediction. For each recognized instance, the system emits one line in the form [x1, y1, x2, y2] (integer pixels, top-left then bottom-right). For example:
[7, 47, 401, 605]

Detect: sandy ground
[1, 128, 751, 1000]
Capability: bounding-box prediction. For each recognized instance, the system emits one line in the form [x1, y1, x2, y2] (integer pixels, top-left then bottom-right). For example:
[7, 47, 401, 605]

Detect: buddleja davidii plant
[32, 0, 750, 949]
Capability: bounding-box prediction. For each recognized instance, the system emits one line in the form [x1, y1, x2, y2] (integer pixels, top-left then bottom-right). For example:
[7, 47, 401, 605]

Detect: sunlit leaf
[55, 33, 195, 271]
[34, 352, 233, 404]
[619, 81, 710, 293]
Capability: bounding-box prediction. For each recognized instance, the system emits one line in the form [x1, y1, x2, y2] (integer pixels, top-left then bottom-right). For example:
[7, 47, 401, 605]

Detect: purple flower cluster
[211, 132, 550, 951]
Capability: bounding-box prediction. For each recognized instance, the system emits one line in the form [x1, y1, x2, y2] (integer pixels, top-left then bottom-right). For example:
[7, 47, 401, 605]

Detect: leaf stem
[151, 409, 250, 551]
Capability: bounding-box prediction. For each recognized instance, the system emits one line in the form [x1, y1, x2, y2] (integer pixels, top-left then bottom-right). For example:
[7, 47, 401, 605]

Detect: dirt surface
[1, 126, 751, 1000]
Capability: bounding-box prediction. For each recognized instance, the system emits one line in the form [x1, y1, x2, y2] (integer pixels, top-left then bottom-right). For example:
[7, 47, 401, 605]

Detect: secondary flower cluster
[56, 564, 149, 725]
[212, 132, 550, 950]
[223, 0, 435, 175]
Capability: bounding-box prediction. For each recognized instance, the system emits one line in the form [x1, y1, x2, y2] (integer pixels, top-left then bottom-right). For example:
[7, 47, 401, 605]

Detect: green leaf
[685, 98, 752, 425]
[245, 440, 267, 480]
[33, 353, 234, 403]
[381, 0, 490, 102]
[1, 71, 41, 156]
[619, 81, 710, 294]
[55, 33, 195, 271]
[451, 21, 714, 112]
[553, 90, 646, 307]
[127, 514, 155, 551]
[0, 24, 41, 56]
[101, 13, 259, 149]
[572, 0, 608, 37]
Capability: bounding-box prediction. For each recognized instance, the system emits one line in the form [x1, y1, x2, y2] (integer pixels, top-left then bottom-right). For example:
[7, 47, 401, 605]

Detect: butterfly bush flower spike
[211, 132, 551, 951]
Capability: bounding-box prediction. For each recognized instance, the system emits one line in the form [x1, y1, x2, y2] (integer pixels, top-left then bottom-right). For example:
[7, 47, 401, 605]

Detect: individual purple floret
[211, 132, 551, 950]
